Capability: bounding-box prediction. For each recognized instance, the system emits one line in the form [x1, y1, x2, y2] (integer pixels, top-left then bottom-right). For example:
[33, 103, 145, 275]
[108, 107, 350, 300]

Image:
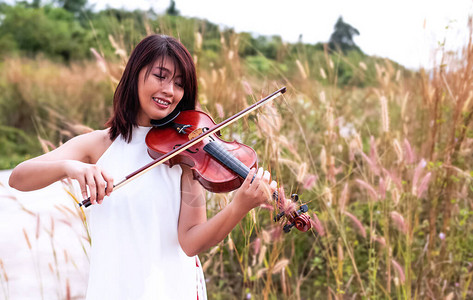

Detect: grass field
[0, 23, 472, 300]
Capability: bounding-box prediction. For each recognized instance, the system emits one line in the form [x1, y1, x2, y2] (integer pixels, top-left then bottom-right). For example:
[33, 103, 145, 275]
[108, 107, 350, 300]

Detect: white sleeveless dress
[86, 126, 207, 300]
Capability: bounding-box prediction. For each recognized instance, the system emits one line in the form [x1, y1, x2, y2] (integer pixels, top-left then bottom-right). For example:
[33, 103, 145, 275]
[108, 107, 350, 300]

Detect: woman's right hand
[8, 129, 114, 200]
[63, 160, 114, 205]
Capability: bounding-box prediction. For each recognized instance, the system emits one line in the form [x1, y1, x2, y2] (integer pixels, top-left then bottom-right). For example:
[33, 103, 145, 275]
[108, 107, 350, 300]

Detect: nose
[161, 79, 174, 96]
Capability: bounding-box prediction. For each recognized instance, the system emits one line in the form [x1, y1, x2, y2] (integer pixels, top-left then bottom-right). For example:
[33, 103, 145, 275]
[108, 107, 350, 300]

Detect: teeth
[152, 97, 170, 105]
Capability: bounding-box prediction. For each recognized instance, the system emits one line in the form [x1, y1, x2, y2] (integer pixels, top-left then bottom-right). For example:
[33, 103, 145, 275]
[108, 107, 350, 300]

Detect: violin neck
[202, 141, 250, 179]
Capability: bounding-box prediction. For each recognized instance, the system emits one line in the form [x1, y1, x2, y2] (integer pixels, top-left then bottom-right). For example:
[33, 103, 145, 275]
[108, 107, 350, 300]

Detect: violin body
[145, 110, 258, 193]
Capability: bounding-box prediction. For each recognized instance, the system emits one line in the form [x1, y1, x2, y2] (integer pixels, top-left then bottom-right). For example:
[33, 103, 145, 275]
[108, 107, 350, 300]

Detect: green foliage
[0, 32, 18, 57]
[0, 125, 42, 169]
[240, 35, 284, 60]
[165, 0, 179, 16]
[87, 8, 149, 57]
[329, 16, 361, 53]
[57, 0, 88, 15]
[0, 3, 92, 61]
[154, 14, 197, 52]
[245, 55, 272, 74]
[334, 50, 367, 86]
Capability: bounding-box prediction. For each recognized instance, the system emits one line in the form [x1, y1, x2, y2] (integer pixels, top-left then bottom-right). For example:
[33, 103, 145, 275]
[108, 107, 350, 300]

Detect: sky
[89, 0, 471, 69]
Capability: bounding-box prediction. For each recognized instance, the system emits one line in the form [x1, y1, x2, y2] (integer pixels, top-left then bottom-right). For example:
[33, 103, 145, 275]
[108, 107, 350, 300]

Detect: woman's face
[136, 56, 184, 126]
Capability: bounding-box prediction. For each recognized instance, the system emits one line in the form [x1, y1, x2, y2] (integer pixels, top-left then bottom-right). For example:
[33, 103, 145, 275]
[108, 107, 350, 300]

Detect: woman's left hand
[232, 167, 277, 214]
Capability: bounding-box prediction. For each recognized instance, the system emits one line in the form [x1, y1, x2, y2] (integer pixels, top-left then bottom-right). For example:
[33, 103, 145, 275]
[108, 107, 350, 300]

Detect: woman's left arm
[177, 166, 276, 256]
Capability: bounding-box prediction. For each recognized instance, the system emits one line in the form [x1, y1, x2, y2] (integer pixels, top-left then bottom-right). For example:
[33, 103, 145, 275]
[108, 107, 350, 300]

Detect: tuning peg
[273, 193, 312, 233]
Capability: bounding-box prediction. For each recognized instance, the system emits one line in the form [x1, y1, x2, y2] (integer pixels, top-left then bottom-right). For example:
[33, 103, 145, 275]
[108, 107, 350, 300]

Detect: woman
[9, 35, 276, 299]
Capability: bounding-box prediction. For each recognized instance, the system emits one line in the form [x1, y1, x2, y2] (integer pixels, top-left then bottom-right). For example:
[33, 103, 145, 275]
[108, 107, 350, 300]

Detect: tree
[55, 0, 88, 15]
[0, 4, 91, 60]
[166, 0, 179, 16]
[328, 16, 360, 53]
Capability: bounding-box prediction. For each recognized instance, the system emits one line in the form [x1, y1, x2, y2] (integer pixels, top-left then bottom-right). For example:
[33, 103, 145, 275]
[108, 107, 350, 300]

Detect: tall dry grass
[1, 20, 473, 300]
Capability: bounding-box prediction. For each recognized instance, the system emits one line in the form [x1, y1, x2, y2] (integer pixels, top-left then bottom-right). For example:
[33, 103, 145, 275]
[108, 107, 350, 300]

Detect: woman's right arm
[8, 130, 114, 204]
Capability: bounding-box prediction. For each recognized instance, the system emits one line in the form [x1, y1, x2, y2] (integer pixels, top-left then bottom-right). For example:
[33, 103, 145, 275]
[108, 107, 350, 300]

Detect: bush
[0, 4, 92, 61]
[0, 125, 41, 169]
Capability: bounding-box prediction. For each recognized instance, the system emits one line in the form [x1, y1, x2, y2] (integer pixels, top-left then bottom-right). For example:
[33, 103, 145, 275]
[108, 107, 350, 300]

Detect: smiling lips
[152, 97, 171, 108]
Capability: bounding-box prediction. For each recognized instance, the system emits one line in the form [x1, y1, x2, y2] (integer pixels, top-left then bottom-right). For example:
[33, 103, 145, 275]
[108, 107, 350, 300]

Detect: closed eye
[153, 70, 183, 89]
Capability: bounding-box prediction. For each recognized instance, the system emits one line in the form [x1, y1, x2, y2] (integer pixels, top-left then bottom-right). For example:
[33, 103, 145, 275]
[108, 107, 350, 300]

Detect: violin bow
[79, 87, 287, 207]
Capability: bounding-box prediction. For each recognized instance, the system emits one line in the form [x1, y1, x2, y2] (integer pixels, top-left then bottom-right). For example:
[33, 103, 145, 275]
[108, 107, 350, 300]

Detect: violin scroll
[274, 193, 312, 233]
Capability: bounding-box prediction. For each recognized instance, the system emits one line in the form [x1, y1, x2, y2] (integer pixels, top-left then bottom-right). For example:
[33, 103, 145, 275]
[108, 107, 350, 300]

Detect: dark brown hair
[106, 35, 197, 142]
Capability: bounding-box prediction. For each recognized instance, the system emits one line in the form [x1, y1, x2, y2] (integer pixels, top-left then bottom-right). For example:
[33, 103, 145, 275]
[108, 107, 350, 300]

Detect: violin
[78, 87, 311, 233]
[146, 110, 257, 193]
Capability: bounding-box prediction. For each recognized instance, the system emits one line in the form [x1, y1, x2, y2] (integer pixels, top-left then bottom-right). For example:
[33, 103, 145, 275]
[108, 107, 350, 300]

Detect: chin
[153, 112, 170, 120]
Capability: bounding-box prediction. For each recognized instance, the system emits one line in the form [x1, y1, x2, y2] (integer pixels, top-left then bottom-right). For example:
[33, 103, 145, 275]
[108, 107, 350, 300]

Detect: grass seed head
[344, 211, 366, 238]
[272, 259, 289, 274]
[355, 179, 378, 201]
[403, 138, 415, 164]
[295, 59, 307, 79]
[379, 95, 390, 133]
[339, 183, 349, 213]
[416, 172, 432, 198]
[390, 211, 407, 234]
[23, 228, 32, 250]
[391, 259, 405, 283]
[310, 213, 325, 237]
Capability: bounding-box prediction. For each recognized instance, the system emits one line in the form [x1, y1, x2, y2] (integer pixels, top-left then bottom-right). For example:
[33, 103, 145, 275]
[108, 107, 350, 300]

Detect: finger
[102, 170, 114, 196]
[269, 180, 277, 191]
[85, 173, 97, 205]
[251, 167, 264, 188]
[242, 168, 257, 189]
[77, 177, 88, 200]
[262, 170, 271, 183]
[256, 167, 264, 178]
[94, 173, 106, 204]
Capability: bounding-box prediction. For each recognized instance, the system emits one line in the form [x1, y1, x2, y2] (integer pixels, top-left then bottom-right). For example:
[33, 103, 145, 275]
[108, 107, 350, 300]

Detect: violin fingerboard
[203, 142, 250, 179]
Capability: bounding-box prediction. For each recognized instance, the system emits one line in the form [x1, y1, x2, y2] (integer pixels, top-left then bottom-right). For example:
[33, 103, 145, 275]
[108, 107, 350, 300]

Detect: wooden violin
[78, 87, 311, 233]
[145, 110, 257, 193]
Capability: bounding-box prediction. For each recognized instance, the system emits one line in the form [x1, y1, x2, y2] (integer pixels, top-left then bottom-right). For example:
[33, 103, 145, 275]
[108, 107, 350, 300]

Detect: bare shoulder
[34, 129, 113, 164]
[73, 129, 113, 163]
[76, 128, 111, 144]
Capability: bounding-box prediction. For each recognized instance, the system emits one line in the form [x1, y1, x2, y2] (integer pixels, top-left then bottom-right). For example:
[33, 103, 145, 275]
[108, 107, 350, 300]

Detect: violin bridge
[188, 127, 209, 140]
[188, 128, 203, 140]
